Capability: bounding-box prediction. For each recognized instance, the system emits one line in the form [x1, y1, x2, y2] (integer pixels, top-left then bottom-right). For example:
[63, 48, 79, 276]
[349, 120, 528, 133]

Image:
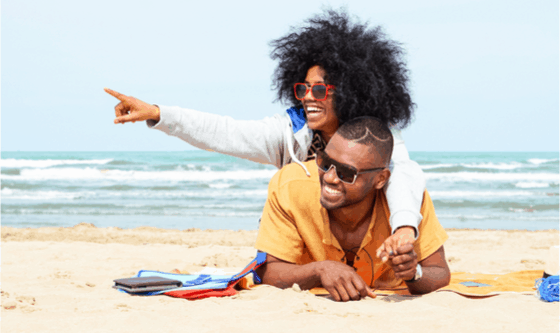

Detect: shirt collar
[321, 190, 384, 250]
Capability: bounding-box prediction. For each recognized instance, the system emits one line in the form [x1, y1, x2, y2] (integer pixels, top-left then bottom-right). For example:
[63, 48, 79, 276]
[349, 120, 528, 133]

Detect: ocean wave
[528, 158, 559, 165]
[430, 190, 538, 198]
[1, 207, 263, 218]
[420, 164, 455, 170]
[209, 183, 234, 189]
[515, 182, 552, 188]
[111, 189, 268, 199]
[0, 158, 113, 168]
[0, 188, 96, 200]
[421, 162, 537, 171]
[438, 214, 559, 221]
[0, 167, 277, 182]
[106, 160, 136, 166]
[461, 162, 524, 170]
[425, 172, 559, 182]
[433, 199, 558, 211]
[1, 188, 268, 200]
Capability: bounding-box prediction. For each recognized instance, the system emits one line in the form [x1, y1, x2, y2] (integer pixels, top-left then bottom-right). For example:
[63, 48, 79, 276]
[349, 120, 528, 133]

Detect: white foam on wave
[167, 210, 262, 217]
[438, 214, 559, 221]
[528, 158, 559, 165]
[425, 172, 559, 182]
[515, 182, 551, 188]
[1, 187, 96, 200]
[421, 164, 455, 170]
[461, 162, 524, 170]
[422, 162, 527, 170]
[123, 203, 264, 209]
[110, 189, 268, 199]
[209, 183, 234, 189]
[1, 188, 268, 200]
[1, 167, 277, 182]
[430, 190, 536, 198]
[2, 206, 264, 217]
[0, 158, 113, 168]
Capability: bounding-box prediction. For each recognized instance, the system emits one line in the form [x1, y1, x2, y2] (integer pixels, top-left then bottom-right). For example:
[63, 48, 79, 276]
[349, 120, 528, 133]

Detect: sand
[2, 223, 559, 333]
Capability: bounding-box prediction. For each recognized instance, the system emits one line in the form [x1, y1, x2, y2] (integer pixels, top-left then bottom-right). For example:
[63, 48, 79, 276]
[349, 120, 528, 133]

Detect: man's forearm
[259, 260, 322, 290]
[405, 266, 451, 295]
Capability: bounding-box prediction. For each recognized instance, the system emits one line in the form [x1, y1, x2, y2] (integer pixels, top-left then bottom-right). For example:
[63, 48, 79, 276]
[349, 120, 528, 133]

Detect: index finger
[351, 275, 369, 299]
[367, 287, 377, 299]
[104, 87, 127, 101]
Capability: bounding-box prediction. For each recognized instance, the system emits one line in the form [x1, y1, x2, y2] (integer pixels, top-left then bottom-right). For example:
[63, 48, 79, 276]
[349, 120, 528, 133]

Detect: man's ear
[373, 169, 391, 189]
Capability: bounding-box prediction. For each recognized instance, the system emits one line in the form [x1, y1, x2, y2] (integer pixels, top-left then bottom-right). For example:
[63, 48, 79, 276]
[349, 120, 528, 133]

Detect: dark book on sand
[113, 276, 183, 293]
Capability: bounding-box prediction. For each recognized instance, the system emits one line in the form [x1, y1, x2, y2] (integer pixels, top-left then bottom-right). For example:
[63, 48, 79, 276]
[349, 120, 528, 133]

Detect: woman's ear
[373, 169, 391, 189]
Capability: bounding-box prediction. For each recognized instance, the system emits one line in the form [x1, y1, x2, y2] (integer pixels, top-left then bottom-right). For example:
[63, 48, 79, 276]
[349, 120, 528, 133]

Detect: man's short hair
[336, 116, 394, 166]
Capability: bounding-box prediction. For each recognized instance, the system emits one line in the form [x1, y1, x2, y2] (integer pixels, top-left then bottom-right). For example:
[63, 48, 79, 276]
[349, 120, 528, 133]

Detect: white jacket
[148, 105, 425, 235]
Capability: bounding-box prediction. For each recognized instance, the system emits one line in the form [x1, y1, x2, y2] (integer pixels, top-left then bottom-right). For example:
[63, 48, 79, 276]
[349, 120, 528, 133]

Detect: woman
[105, 10, 424, 254]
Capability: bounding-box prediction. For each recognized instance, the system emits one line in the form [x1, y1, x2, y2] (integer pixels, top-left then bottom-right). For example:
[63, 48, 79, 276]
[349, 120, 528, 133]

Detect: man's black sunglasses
[315, 150, 385, 184]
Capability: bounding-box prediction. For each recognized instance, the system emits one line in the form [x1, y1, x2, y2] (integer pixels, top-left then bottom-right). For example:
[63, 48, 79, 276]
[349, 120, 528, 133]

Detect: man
[255, 117, 450, 302]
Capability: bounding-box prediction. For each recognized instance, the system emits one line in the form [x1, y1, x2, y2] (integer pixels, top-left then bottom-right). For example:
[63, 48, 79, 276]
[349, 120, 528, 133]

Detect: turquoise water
[1, 151, 558, 230]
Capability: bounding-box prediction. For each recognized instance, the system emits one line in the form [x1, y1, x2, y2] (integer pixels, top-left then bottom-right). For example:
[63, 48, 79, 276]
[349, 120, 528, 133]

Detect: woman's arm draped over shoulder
[385, 128, 425, 237]
[147, 105, 291, 168]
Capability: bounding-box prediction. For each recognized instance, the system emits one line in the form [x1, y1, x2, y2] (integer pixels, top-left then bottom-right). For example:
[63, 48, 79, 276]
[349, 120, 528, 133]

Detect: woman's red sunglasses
[294, 83, 335, 101]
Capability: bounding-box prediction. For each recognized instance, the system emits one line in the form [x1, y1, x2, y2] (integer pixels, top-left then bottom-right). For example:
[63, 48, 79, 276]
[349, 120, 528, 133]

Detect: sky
[2, 0, 559, 152]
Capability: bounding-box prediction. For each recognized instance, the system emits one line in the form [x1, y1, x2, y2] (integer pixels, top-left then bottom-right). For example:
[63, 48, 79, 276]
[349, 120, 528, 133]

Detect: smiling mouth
[306, 106, 323, 114]
[324, 186, 342, 195]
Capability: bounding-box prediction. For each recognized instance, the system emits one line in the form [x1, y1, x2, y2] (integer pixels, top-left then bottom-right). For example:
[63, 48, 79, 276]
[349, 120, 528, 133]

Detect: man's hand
[379, 243, 418, 281]
[104, 88, 161, 124]
[376, 226, 415, 263]
[315, 261, 374, 302]
[258, 254, 376, 302]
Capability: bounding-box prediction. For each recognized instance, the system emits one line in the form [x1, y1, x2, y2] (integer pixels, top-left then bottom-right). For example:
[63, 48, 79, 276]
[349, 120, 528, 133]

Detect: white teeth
[307, 107, 322, 112]
[325, 186, 341, 195]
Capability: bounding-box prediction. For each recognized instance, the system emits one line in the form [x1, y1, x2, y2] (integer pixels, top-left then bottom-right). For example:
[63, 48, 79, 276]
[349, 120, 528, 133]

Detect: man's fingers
[334, 284, 351, 302]
[391, 253, 416, 266]
[104, 87, 127, 101]
[352, 277, 369, 299]
[343, 280, 362, 301]
[325, 286, 341, 302]
[395, 267, 416, 280]
[394, 260, 416, 273]
[366, 286, 377, 299]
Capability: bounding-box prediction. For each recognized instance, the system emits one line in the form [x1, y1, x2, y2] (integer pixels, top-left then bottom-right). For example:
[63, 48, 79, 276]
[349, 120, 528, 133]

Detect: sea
[1, 151, 558, 231]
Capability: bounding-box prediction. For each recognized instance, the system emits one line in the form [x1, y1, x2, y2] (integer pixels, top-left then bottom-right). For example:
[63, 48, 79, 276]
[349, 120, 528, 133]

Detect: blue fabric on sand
[535, 275, 559, 302]
[116, 252, 267, 296]
[286, 107, 306, 133]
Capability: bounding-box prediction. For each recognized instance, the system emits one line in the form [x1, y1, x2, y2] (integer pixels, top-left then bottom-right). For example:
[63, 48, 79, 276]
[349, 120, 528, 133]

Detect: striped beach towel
[116, 251, 266, 300]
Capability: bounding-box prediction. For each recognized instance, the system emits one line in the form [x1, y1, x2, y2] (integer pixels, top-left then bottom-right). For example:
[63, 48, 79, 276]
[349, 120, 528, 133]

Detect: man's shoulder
[267, 160, 320, 212]
[273, 160, 318, 189]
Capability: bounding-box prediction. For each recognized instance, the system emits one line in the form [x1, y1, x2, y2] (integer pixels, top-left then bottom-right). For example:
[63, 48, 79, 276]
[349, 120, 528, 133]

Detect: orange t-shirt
[255, 161, 448, 288]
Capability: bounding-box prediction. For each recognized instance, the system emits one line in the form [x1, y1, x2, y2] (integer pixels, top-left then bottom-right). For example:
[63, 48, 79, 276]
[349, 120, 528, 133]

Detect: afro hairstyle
[270, 8, 414, 129]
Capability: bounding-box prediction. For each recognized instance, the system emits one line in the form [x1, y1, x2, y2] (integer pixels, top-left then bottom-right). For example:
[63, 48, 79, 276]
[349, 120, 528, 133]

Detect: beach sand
[2, 223, 559, 332]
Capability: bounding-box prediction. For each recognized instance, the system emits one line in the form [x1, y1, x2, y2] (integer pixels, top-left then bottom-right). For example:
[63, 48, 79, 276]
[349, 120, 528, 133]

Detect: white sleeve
[146, 105, 289, 168]
[385, 128, 425, 237]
